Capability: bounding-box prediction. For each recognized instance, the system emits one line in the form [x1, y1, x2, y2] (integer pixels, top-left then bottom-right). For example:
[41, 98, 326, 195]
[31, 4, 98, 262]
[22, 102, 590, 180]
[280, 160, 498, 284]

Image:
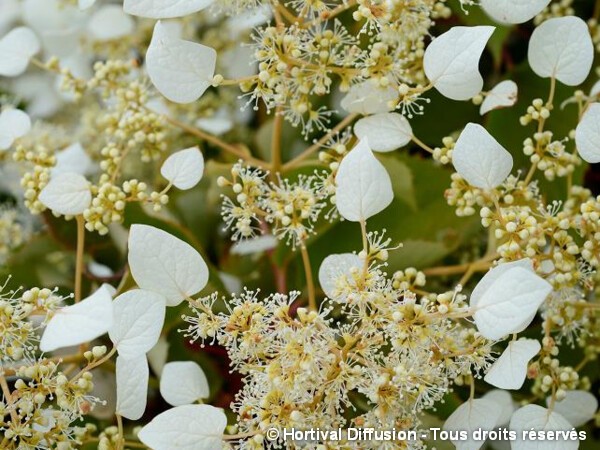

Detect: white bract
[340, 81, 397, 115]
[79, 0, 97, 9]
[12, 73, 62, 119]
[230, 234, 278, 255]
[480, 0, 551, 24]
[480, 80, 518, 115]
[0, 27, 40, 77]
[116, 355, 149, 420]
[146, 21, 217, 104]
[443, 398, 502, 450]
[482, 390, 515, 426]
[128, 224, 209, 306]
[590, 81, 600, 98]
[109, 289, 166, 360]
[335, 139, 394, 222]
[575, 103, 600, 163]
[124, 0, 215, 19]
[22, 0, 86, 58]
[196, 109, 233, 136]
[424, 26, 495, 101]
[318, 253, 362, 299]
[471, 259, 534, 307]
[32, 409, 57, 433]
[147, 337, 170, 376]
[0, 0, 20, 34]
[88, 261, 114, 278]
[509, 405, 578, 450]
[218, 272, 242, 294]
[227, 4, 272, 35]
[484, 338, 541, 389]
[52, 142, 94, 176]
[88, 5, 134, 41]
[471, 263, 552, 340]
[38, 172, 92, 216]
[353, 113, 413, 152]
[0, 109, 31, 151]
[39, 286, 114, 352]
[138, 404, 227, 450]
[547, 390, 598, 427]
[160, 361, 210, 406]
[528, 16, 593, 86]
[452, 123, 513, 189]
[161, 147, 205, 190]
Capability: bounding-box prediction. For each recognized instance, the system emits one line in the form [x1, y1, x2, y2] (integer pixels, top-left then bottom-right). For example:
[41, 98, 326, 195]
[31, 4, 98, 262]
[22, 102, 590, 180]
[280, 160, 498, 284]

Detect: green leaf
[379, 154, 418, 210]
[254, 118, 303, 163]
[387, 239, 456, 269]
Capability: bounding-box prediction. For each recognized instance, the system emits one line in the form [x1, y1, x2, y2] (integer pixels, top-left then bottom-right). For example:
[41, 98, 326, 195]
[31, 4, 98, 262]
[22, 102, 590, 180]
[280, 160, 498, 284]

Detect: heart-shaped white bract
[0, 108, 31, 151]
[509, 404, 578, 450]
[546, 390, 598, 427]
[471, 264, 552, 340]
[0, 27, 40, 77]
[160, 361, 210, 406]
[482, 389, 515, 426]
[128, 224, 209, 306]
[528, 16, 594, 86]
[353, 113, 413, 152]
[480, 0, 551, 25]
[480, 80, 518, 115]
[575, 103, 600, 163]
[39, 286, 114, 352]
[485, 338, 541, 390]
[38, 172, 92, 216]
[52, 142, 95, 177]
[146, 21, 217, 104]
[335, 138, 394, 222]
[124, 0, 215, 19]
[88, 5, 134, 41]
[470, 259, 535, 309]
[424, 26, 495, 101]
[452, 123, 513, 190]
[444, 398, 502, 450]
[138, 404, 227, 450]
[116, 354, 149, 420]
[109, 289, 166, 360]
[318, 253, 362, 299]
[340, 81, 397, 115]
[161, 147, 204, 190]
